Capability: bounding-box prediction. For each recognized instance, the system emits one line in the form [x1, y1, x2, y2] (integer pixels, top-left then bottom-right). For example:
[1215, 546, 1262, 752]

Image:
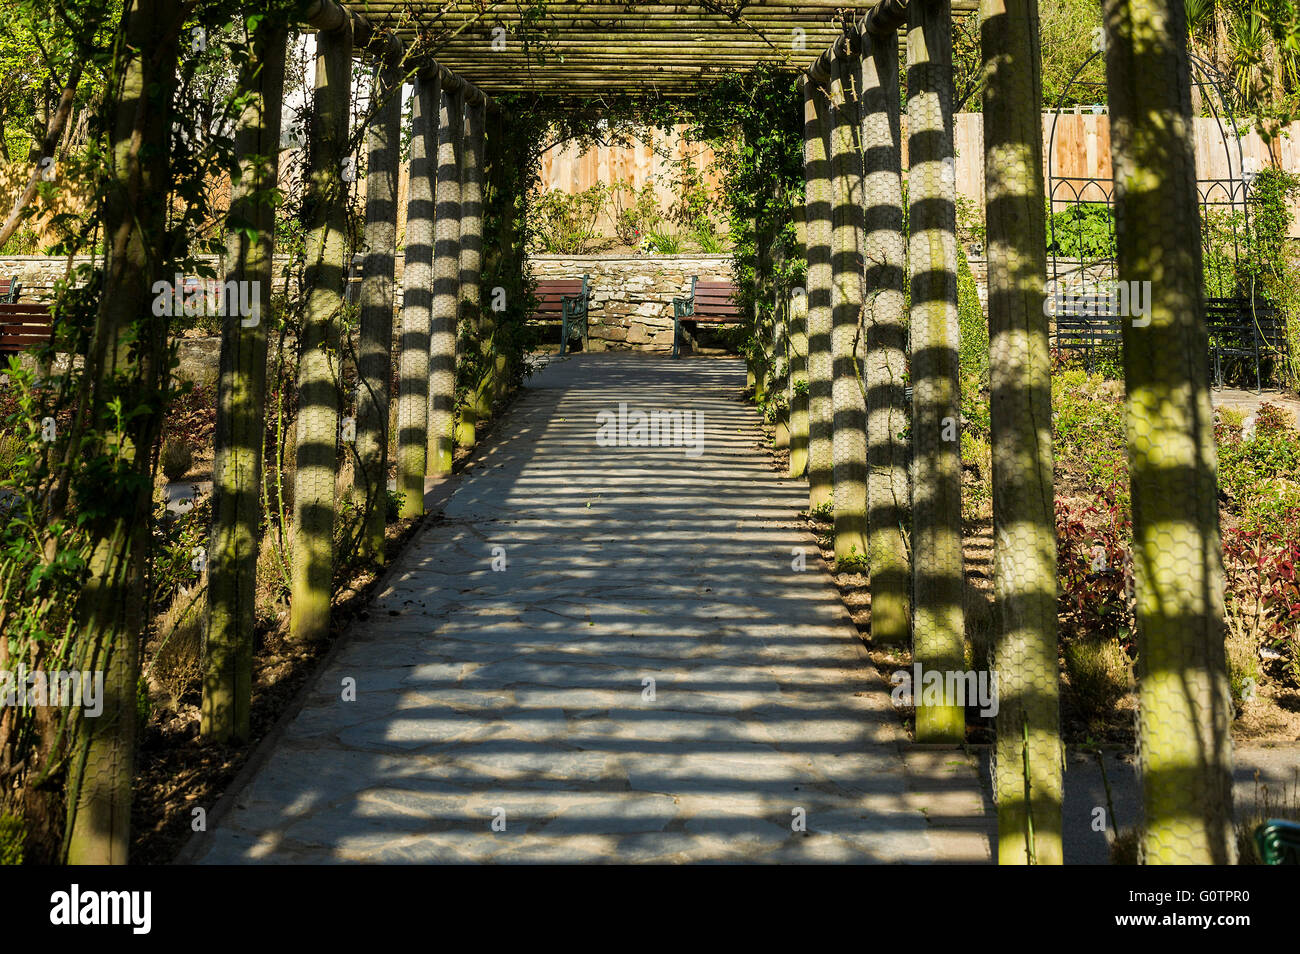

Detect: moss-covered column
[396, 72, 439, 517]
[353, 49, 403, 561]
[202, 17, 287, 741]
[787, 202, 810, 479]
[828, 54, 869, 566]
[64, 0, 179, 865]
[982, 0, 1064, 864]
[860, 27, 911, 649]
[771, 200, 791, 450]
[428, 85, 463, 474]
[801, 76, 835, 511]
[1103, 0, 1236, 864]
[289, 17, 353, 643]
[907, 0, 966, 741]
[458, 96, 487, 446]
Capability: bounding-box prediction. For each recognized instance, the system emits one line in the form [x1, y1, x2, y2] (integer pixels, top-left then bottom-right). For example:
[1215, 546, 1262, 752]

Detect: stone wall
[530, 254, 734, 351]
[2, 252, 1023, 364]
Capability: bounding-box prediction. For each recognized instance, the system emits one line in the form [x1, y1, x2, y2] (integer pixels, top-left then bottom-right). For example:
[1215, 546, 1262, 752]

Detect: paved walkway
[191, 353, 991, 864]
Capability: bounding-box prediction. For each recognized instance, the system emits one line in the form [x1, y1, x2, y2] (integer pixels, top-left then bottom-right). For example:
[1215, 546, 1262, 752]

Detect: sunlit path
[192, 354, 990, 864]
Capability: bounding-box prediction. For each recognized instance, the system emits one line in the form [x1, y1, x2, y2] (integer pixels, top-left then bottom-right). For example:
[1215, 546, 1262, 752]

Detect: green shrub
[0, 814, 24, 866]
[1051, 368, 1128, 491]
[694, 229, 725, 253]
[646, 230, 682, 254]
[1215, 402, 1300, 532]
[1064, 636, 1131, 726]
[532, 185, 609, 255]
[1046, 201, 1115, 261]
[957, 247, 988, 385]
[0, 432, 22, 482]
[613, 181, 661, 247]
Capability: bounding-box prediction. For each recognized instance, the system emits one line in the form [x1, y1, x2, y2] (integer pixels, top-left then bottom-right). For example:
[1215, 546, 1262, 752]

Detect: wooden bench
[0, 277, 21, 304]
[672, 277, 742, 358]
[0, 303, 54, 355]
[530, 275, 590, 355]
[1206, 296, 1284, 393]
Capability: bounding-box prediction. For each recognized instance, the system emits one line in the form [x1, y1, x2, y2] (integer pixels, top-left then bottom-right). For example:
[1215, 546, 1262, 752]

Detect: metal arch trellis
[1045, 48, 1279, 389]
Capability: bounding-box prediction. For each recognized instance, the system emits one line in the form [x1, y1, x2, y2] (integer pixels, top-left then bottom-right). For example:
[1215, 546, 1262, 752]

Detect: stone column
[428, 85, 463, 474]
[354, 49, 403, 557]
[907, 0, 966, 741]
[396, 72, 439, 516]
[860, 27, 911, 649]
[290, 16, 354, 643]
[801, 76, 835, 511]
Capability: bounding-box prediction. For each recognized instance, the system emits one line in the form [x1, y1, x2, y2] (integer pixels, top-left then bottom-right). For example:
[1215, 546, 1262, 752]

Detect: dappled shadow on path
[195, 354, 991, 864]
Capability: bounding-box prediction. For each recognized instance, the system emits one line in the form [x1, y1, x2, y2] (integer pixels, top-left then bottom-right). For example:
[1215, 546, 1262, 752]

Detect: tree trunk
[982, 0, 1064, 864]
[289, 18, 353, 642]
[64, 0, 179, 864]
[802, 77, 835, 512]
[828, 54, 869, 566]
[202, 18, 287, 741]
[860, 29, 911, 649]
[907, 0, 967, 742]
[1103, 0, 1236, 865]
[354, 51, 403, 561]
[396, 73, 439, 517]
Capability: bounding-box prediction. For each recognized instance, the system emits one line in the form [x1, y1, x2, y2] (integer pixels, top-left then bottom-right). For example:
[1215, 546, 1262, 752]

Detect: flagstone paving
[191, 353, 993, 864]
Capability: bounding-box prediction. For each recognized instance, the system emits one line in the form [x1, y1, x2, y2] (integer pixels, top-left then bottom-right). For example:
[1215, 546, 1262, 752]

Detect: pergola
[68, 0, 1235, 867]
[332, 0, 979, 94]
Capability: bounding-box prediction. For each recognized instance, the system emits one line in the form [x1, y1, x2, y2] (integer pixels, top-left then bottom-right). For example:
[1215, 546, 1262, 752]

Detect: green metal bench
[672, 276, 742, 358]
[1254, 819, 1300, 864]
[1206, 296, 1284, 394]
[530, 275, 590, 355]
[0, 277, 21, 304]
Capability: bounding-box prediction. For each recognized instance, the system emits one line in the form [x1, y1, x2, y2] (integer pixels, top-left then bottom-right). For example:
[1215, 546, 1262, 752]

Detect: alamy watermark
[151, 276, 261, 326]
[1043, 279, 1151, 327]
[595, 402, 705, 458]
[0, 666, 104, 717]
[890, 664, 999, 717]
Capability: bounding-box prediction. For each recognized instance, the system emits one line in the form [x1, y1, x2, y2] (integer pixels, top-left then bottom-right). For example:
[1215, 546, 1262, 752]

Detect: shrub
[957, 248, 988, 385]
[613, 181, 661, 247]
[668, 155, 716, 235]
[147, 591, 205, 709]
[160, 438, 193, 482]
[1046, 201, 1115, 261]
[646, 230, 682, 254]
[1223, 516, 1300, 687]
[694, 229, 725, 253]
[0, 432, 22, 483]
[1055, 495, 1136, 647]
[532, 184, 609, 255]
[1051, 368, 1128, 493]
[0, 814, 24, 866]
[1215, 402, 1300, 533]
[1064, 636, 1131, 727]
